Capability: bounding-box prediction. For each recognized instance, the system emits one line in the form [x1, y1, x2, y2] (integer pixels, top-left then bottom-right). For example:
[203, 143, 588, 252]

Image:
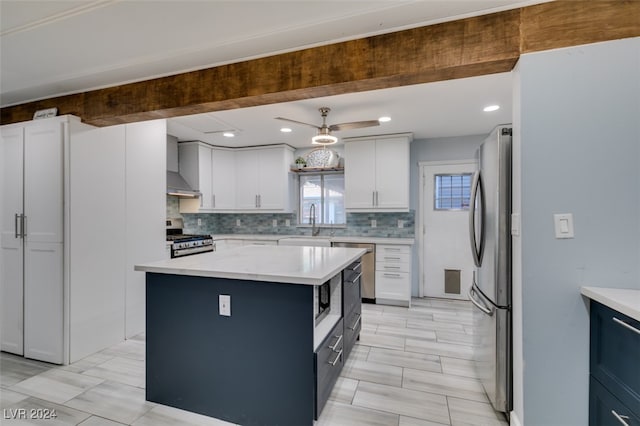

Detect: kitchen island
[135, 245, 366, 426]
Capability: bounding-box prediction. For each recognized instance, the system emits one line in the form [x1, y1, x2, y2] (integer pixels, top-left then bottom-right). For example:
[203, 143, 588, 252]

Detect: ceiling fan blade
[329, 120, 380, 131]
[275, 117, 321, 130]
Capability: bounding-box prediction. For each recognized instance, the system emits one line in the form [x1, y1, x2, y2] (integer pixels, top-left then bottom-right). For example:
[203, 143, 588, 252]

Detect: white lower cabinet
[375, 244, 411, 307]
[24, 242, 63, 363]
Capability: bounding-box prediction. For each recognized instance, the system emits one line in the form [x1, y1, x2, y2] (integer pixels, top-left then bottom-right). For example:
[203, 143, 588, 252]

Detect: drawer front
[590, 376, 640, 426]
[377, 244, 411, 256]
[590, 301, 640, 415]
[376, 271, 410, 301]
[344, 306, 362, 359]
[343, 271, 361, 315]
[315, 318, 344, 419]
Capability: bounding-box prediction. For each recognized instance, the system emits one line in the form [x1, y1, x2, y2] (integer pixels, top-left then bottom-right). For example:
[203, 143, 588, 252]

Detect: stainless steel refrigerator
[468, 125, 512, 416]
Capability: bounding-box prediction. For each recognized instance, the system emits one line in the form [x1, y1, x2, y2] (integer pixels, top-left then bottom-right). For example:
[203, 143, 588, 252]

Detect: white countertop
[581, 286, 640, 321]
[210, 234, 415, 245]
[136, 245, 367, 285]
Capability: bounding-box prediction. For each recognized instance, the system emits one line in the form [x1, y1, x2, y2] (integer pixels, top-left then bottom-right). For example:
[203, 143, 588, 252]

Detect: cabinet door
[24, 121, 64, 243]
[211, 148, 236, 210]
[375, 137, 409, 209]
[257, 147, 286, 210]
[235, 150, 259, 209]
[198, 144, 214, 209]
[0, 126, 25, 354]
[24, 242, 63, 364]
[375, 271, 411, 303]
[345, 139, 376, 209]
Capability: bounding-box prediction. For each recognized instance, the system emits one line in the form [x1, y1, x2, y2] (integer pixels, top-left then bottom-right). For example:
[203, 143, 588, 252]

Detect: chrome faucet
[309, 203, 320, 236]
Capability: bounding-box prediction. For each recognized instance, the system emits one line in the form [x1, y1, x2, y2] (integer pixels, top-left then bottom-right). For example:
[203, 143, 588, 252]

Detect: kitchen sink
[278, 237, 332, 247]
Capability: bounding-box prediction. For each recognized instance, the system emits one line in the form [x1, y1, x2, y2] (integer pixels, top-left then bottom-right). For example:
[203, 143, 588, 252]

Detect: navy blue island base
[145, 272, 318, 426]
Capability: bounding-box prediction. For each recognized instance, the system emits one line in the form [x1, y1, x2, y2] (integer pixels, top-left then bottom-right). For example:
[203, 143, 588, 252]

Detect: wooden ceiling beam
[1, 1, 638, 126]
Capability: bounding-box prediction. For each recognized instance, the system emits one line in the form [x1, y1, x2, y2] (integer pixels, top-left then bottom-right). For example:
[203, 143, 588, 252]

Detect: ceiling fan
[275, 107, 379, 145]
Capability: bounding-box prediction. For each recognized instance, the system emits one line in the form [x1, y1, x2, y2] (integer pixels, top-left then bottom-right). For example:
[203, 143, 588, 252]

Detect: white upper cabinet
[344, 134, 411, 211]
[211, 148, 236, 210]
[179, 142, 213, 210]
[235, 145, 294, 212]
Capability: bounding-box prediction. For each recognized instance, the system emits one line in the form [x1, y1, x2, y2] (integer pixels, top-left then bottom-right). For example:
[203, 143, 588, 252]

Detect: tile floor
[0, 297, 508, 425]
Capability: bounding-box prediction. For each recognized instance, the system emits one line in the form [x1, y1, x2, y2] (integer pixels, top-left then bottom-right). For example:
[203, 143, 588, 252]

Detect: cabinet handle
[383, 273, 402, 278]
[384, 248, 401, 252]
[348, 272, 362, 284]
[350, 263, 362, 272]
[21, 215, 26, 238]
[384, 256, 401, 260]
[383, 266, 401, 269]
[328, 348, 343, 366]
[348, 313, 361, 330]
[375, 191, 379, 206]
[328, 334, 343, 351]
[14, 213, 20, 238]
[372, 191, 375, 207]
[611, 410, 630, 426]
[612, 317, 640, 335]
[258, 194, 261, 208]
[212, 194, 216, 208]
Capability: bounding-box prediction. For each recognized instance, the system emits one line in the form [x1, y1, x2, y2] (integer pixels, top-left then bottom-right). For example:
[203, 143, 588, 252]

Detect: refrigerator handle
[468, 171, 485, 267]
[469, 280, 493, 316]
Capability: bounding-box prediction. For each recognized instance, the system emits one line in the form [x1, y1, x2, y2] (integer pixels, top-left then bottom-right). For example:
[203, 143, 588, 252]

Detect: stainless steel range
[166, 218, 214, 258]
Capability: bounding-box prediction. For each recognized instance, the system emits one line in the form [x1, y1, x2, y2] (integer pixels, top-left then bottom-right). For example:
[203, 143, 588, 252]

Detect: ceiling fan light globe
[311, 134, 338, 145]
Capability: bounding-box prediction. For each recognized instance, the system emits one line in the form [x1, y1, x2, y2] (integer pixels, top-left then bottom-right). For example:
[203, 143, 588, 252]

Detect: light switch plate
[236, 219, 241, 227]
[285, 219, 291, 227]
[371, 219, 377, 228]
[219, 295, 231, 316]
[397, 220, 404, 229]
[272, 219, 277, 227]
[553, 213, 574, 239]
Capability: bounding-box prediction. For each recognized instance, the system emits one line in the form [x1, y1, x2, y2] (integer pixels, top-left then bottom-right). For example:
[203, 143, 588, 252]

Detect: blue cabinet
[589, 301, 640, 425]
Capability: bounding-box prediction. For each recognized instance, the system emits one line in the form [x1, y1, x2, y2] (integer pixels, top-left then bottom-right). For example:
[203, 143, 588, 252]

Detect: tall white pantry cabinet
[0, 116, 165, 365]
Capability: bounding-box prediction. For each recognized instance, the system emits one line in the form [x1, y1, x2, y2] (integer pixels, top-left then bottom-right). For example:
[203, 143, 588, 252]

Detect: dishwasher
[332, 242, 376, 303]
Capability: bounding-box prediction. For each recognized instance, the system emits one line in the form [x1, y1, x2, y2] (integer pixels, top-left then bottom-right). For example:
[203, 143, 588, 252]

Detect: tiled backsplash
[180, 211, 415, 238]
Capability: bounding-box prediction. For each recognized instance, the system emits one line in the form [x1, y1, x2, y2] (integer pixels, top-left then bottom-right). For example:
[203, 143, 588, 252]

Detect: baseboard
[510, 410, 523, 426]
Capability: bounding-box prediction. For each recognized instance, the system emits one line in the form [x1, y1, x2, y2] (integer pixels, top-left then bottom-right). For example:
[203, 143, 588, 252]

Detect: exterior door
[422, 162, 476, 299]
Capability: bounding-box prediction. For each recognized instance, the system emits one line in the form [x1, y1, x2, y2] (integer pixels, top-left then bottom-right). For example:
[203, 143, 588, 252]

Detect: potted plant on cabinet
[294, 156, 307, 169]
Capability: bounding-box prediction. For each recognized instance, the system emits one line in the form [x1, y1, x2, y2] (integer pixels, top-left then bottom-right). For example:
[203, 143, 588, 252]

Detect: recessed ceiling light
[223, 132, 235, 137]
[280, 127, 292, 133]
[378, 116, 391, 122]
[483, 105, 500, 112]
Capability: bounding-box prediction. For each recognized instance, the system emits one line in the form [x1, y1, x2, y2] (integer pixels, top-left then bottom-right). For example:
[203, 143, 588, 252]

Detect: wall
[409, 135, 485, 296]
[516, 37, 640, 425]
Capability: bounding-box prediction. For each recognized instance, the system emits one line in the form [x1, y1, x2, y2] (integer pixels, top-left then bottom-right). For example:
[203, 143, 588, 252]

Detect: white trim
[418, 159, 476, 298]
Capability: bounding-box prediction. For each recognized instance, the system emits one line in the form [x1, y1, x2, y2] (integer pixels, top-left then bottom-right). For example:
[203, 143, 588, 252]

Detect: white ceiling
[0, 0, 547, 147]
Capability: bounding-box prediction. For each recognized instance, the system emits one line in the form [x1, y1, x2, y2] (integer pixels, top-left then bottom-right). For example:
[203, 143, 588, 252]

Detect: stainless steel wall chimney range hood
[167, 135, 200, 198]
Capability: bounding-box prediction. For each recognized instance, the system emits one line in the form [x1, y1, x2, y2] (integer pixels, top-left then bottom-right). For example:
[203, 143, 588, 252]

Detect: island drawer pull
[383, 266, 401, 269]
[612, 317, 640, 335]
[384, 256, 401, 260]
[611, 410, 630, 426]
[349, 262, 362, 272]
[348, 313, 361, 330]
[329, 349, 343, 366]
[348, 272, 362, 284]
[383, 247, 401, 252]
[328, 334, 343, 351]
